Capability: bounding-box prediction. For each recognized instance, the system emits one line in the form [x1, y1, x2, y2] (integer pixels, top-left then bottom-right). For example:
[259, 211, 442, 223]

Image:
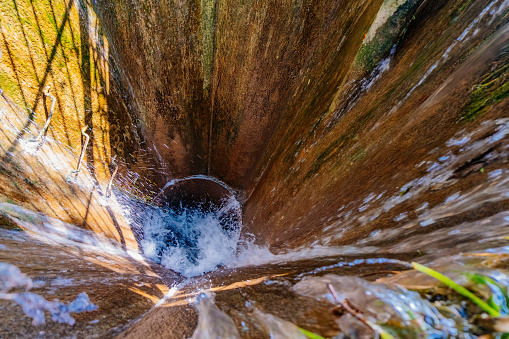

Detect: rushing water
[1, 180, 509, 338]
[140, 195, 242, 277]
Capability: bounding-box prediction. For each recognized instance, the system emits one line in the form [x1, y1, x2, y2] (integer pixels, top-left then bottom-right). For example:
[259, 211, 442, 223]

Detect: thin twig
[327, 284, 371, 328]
[327, 284, 395, 339]
[72, 125, 90, 178]
[106, 155, 118, 198]
[30, 86, 55, 142]
[359, 271, 401, 278]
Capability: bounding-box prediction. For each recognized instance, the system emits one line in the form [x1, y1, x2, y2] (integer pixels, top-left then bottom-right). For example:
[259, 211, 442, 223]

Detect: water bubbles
[141, 196, 242, 277]
[445, 193, 460, 204]
[420, 219, 435, 227]
[0, 263, 97, 326]
[394, 212, 408, 222]
[191, 292, 240, 339]
[447, 136, 472, 147]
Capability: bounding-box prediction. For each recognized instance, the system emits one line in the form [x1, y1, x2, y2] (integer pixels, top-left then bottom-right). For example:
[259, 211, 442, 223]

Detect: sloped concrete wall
[1, 0, 509, 252]
[242, 0, 509, 249]
[0, 0, 141, 245]
[0, 0, 509, 337]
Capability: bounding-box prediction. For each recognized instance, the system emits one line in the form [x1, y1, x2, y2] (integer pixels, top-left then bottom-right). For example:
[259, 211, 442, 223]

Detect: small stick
[30, 86, 55, 142]
[72, 125, 90, 177]
[327, 284, 395, 339]
[359, 271, 401, 278]
[106, 155, 118, 198]
[327, 284, 371, 328]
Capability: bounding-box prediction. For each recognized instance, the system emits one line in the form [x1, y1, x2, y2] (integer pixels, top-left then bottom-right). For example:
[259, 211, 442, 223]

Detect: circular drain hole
[141, 177, 242, 277]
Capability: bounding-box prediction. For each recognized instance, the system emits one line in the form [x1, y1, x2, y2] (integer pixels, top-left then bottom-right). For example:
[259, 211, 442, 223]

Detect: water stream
[1, 0, 509, 337]
[140, 195, 242, 277]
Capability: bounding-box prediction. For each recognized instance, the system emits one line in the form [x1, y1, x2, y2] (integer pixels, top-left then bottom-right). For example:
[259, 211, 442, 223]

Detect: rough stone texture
[209, 0, 383, 188]
[0, 95, 140, 248]
[90, 0, 509, 252]
[0, 0, 139, 243]
[242, 0, 509, 249]
[3, 0, 508, 250]
[96, 0, 211, 179]
[0, 0, 113, 180]
[118, 253, 416, 338]
[1, 0, 509, 337]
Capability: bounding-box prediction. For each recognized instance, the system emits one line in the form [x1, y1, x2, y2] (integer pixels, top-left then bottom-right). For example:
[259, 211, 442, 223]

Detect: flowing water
[1, 106, 509, 337]
[139, 195, 242, 277]
[3, 177, 509, 338]
[1, 0, 509, 337]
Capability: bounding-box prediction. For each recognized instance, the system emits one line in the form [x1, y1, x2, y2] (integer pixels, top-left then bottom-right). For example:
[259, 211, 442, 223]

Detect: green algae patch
[355, 0, 419, 73]
[350, 147, 367, 164]
[305, 136, 349, 179]
[449, 0, 475, 24]
[460, 62, 509, 122]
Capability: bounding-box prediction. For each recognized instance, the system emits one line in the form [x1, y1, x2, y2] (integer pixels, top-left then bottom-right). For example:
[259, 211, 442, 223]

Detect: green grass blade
[368, 321, 396, 339]
[298, 321, 395, 339]
[380, 330, 396, 339]
[297, 327, 326, 339]
[412, 262, 500, 317]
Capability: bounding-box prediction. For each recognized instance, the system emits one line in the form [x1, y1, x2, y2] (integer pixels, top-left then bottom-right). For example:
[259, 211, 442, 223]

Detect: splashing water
[0, 263, 97, 326]
[191, 292, 241, 339]
[141, 196, 242, 277]
[293, 274, 468, 338]
[253, 308, 308, 339]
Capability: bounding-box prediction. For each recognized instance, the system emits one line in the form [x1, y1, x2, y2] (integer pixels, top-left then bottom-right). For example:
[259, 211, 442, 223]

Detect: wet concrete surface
[0, 0, 509, 337]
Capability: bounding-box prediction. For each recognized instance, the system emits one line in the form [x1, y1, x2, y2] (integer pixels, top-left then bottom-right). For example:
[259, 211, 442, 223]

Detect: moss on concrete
[461, 55, 509, 122]
[0, 0, 112, 179]
[355, 0, 419, 73]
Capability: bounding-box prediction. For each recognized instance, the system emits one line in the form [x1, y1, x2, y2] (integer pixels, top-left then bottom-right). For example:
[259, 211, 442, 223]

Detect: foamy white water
[141, 196, 242, 277]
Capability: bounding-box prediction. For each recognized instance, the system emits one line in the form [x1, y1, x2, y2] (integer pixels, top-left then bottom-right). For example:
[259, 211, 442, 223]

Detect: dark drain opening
[141, 177, 243, 277]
